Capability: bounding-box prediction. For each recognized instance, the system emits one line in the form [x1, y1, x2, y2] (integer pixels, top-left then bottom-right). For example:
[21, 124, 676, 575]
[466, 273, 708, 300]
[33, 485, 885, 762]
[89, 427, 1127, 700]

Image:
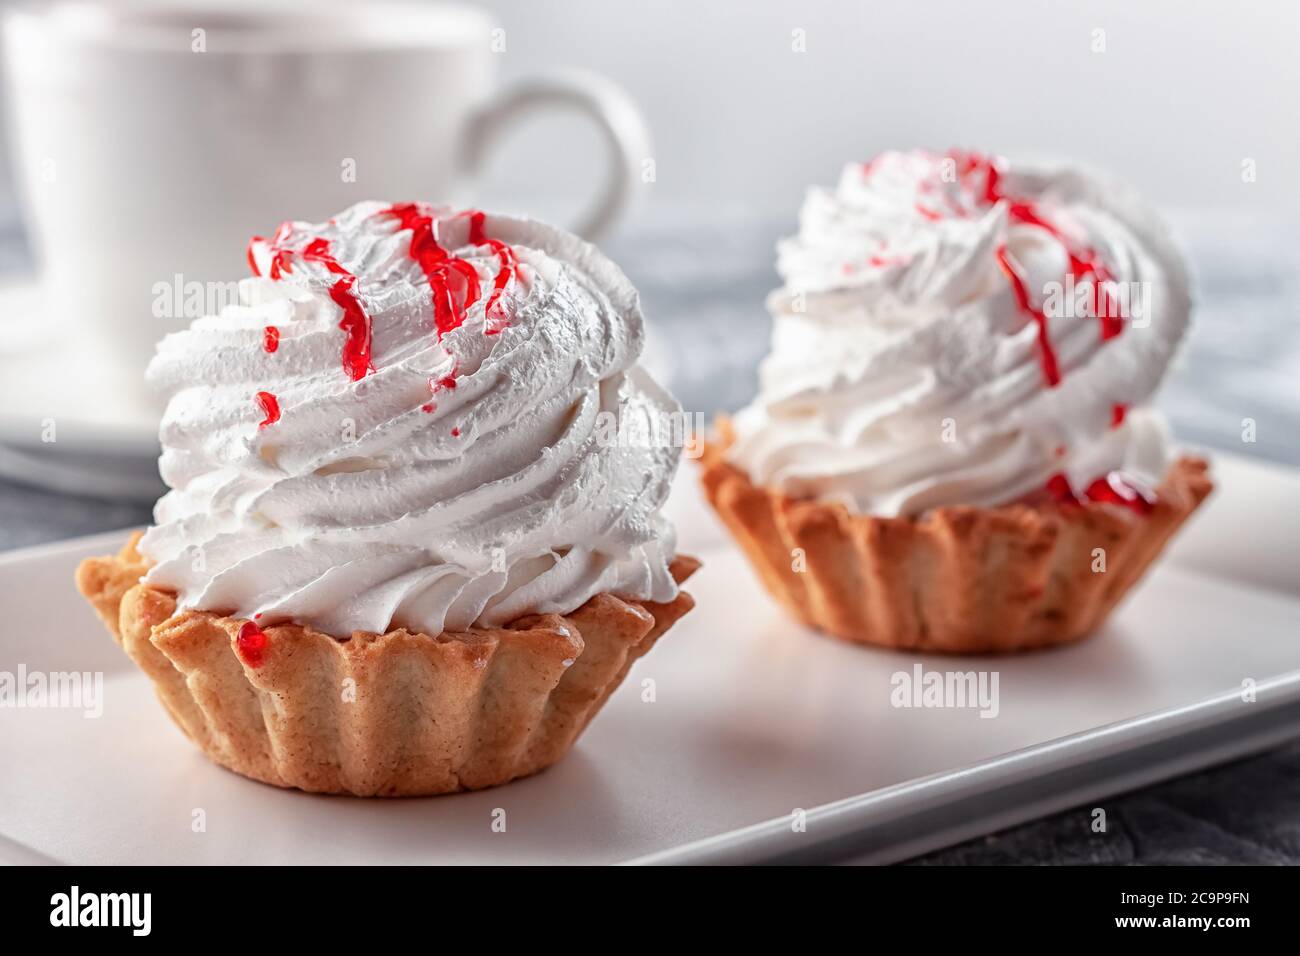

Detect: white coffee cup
[1, 0, 650, 397]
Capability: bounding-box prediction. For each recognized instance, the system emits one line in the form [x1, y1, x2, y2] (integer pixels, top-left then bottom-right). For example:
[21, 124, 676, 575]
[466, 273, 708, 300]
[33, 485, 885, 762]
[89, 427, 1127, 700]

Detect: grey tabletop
[2, 208, 1297, 864]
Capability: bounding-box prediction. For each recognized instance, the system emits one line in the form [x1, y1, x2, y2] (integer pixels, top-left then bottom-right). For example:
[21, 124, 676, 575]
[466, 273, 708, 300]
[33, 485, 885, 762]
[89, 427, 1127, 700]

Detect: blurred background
[0, 0, 1296, 522]
[477, 0, 1300, 218]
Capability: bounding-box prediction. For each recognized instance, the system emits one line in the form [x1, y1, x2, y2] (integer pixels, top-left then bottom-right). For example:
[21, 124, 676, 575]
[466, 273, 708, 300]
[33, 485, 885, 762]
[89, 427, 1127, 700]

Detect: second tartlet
[705, 150, 1211, 653]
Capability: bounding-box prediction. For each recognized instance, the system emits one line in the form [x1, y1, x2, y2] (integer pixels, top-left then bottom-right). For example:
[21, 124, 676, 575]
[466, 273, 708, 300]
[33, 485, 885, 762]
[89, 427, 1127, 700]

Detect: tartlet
[706, 150, 1211, 653]
[76, 202, 696, 794]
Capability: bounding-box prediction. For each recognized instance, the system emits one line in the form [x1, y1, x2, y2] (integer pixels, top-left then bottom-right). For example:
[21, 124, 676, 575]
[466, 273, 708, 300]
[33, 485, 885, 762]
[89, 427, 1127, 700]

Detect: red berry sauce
[995, 245, 1061, 388]
[252, 228, 372, 381]
[236, 621, 268, 667]
[466, 210, 520, 330]
[245, 205, 520, 434]
[1084, 472, 1156, 515]
[380, 202, 481, 341]
[1045, 469, 1156, 517]
[862, 150, 1153, 512]
[254, 391, 280, 429]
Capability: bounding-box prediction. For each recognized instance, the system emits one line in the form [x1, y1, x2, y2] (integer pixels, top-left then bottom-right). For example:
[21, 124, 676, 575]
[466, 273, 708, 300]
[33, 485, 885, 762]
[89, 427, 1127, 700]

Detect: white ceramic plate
[0, 453, 1296, 865]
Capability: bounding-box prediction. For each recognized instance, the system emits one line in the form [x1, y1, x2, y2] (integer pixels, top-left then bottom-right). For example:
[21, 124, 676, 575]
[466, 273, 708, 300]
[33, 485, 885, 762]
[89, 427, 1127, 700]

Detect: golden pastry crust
[76, 536, 698, 796]
[700, 419, 1211, 654]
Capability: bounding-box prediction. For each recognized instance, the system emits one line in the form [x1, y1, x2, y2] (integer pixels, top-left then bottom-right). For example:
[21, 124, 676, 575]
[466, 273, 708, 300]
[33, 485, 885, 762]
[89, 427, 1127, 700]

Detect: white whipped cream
[139, 201, 681, 636]
[729, 151, 1192, 516]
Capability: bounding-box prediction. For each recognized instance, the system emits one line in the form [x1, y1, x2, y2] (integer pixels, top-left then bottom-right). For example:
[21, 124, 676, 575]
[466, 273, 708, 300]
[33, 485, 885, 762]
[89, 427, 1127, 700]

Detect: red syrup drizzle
[327, 277, 371, 381]
[890, 156, 1108, 358]
[375, 205, 520, 412]
[254, 391, 280, 429]
[249, 229, 372, 382]
[995, 245, 1061, 387]
[421, 372, 457, 413]
[379, 203, 481, 341]
[888, 149, 1152, 513]
[248, 221, 295, 280]
[299, 238, 372, 381]
[246, 206, 522, 426]
[466, 210, 519, 334]
[236, 621, 268, 668]
[1084, 473, 1155, 515]
[1045, 470, 1155, 517]
[1045, 473, 1074, 504]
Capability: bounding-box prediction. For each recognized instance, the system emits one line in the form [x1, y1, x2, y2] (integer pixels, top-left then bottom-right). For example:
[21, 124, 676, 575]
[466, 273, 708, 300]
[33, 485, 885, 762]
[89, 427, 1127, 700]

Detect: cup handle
[461, 70, 651, 241]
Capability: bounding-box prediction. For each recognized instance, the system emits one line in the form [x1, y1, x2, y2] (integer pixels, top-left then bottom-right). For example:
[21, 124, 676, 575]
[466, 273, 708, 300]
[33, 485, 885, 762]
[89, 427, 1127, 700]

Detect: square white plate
[1, 452, 1297, 865]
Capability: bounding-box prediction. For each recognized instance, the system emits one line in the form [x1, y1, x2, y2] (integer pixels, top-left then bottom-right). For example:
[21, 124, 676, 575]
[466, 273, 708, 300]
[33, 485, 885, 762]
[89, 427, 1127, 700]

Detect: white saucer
[0, 280, 163, 500]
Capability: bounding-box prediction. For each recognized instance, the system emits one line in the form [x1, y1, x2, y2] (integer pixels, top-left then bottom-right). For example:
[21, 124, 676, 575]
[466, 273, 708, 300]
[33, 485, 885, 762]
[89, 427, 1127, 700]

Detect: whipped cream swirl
[140, 201, 681, 636]
[729, 150, 1192, 516]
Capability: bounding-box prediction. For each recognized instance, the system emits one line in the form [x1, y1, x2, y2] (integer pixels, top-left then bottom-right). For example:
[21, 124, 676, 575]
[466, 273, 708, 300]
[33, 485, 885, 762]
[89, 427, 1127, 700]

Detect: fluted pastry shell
[700, 420, 1210, 653]
[76, 534, 698, 796]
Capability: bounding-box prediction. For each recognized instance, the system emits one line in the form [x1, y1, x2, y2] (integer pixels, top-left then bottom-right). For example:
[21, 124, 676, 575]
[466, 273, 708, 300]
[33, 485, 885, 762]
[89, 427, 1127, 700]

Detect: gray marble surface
[2, 208, 1297, 865]
[908, 744, 1300, 865]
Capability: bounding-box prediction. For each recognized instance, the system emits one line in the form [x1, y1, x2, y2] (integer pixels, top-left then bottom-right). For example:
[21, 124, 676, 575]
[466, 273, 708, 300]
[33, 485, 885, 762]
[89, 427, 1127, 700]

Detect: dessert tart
[77, 202, 697, 795]
[702, 150, 1210, 653]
